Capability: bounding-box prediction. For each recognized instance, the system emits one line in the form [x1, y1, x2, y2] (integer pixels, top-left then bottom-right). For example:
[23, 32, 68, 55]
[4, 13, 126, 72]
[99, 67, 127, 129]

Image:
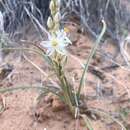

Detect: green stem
[60, 75, 75, 114]
[53, 59, 75, 115]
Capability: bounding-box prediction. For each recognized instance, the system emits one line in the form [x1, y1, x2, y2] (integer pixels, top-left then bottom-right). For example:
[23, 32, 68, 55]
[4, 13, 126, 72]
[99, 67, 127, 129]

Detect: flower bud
[49, 0, 56, 15]
[47, 16, 54, 29]
[54, 12, 61, 23]
[55, 0, 60, 9]
[49, 0, 55, 11]
[54, 23, 60, 31]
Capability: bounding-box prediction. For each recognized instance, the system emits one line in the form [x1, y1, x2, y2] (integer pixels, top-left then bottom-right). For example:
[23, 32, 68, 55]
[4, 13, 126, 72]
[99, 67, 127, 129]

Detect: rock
[52, 96, 65, 112]
[80, 118, 86, 127]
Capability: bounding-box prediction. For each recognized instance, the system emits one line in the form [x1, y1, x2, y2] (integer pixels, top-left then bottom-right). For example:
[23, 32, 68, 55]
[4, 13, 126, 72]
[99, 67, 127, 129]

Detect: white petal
[41, 42, 52, 48]
[55, 47, 67, 55]
[48, 33, 52, 40]
[64, 37, 72, 44]
[40, 41, 49, 45]
[47, 48, 55, 56]
[43, 44, 52, 48]
[58, 43, 66, 48]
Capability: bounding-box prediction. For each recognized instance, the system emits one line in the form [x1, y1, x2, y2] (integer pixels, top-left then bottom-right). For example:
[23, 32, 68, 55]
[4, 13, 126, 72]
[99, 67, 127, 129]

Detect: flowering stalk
[41, 0, 76, 115]
[40, 0, 107, 117]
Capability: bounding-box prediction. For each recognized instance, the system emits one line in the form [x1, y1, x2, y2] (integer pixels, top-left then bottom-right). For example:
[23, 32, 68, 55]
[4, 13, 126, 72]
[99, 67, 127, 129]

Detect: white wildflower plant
[39, 0, 107, 120]
[40, 29, 72, 56]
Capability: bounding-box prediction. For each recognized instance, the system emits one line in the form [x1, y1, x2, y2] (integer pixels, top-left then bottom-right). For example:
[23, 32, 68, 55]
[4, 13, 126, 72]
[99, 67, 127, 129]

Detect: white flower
[40, 30, 72, 55]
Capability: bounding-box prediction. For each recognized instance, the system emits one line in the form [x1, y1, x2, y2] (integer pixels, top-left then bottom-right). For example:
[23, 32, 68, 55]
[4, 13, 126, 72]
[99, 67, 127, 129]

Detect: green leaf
[77, 20, 107, 99]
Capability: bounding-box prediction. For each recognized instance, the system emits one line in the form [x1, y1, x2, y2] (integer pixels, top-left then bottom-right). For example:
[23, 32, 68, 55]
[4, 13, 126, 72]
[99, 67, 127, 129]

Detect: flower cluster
[40, 0, 72, 56]
[41, 30, 72, 55]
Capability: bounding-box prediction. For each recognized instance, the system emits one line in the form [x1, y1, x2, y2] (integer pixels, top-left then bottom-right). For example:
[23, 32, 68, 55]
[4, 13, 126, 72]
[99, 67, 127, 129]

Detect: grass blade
[0, 47, 53, 65]
[77, 20, 107, 99]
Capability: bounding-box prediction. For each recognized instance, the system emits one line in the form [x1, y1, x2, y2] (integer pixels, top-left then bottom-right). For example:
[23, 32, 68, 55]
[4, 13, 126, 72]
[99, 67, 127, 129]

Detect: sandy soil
[0, 23, 130, 130]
